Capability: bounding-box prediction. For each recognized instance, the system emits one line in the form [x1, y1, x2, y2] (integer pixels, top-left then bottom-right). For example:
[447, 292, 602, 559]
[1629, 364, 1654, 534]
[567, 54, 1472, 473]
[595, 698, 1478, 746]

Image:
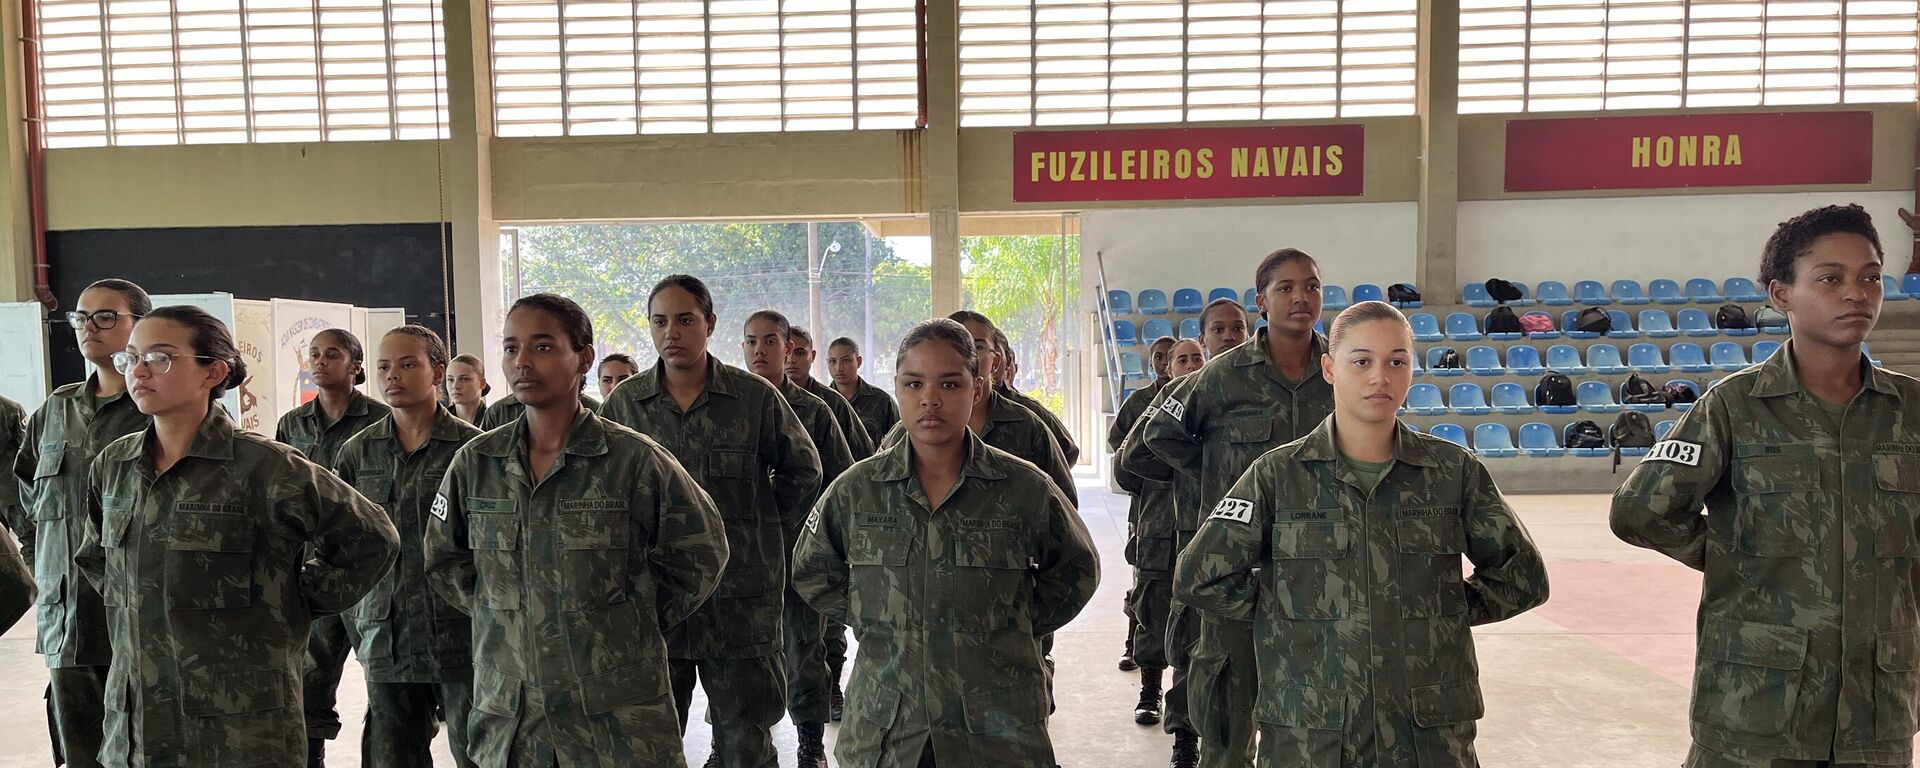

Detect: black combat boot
[307, 738, 326, 768]
[1134, 666, 1163, 725]
[1169, 729, 1199, 768]
[797, 722, 830, 768]
[1118, 633, 1138, 672]
[829, 665, 846, 723]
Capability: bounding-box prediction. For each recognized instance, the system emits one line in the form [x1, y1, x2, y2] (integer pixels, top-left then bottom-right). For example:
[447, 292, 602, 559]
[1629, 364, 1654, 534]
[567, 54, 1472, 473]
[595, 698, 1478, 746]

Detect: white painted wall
[1080, 202, 1420, 310]
[1458, 191, 1915, 287]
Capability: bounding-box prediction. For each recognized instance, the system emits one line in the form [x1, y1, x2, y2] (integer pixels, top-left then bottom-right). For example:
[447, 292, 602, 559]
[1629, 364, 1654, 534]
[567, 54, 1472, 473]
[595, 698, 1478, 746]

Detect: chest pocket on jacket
[1397, 513, 1468, 619]
[1873, 451, 1920, 559]
[557, 506, 630, 607]
[100, 499, 135, 608]
[1730, 444, 1820, 557]
[165, 507, 256, 611]
[30, 448, 67, 520]
[1268, 515, 1349, 620]
[938, 529, 1028, 633]
[468, 512, 523, 610]
[848, 529, 911, 628]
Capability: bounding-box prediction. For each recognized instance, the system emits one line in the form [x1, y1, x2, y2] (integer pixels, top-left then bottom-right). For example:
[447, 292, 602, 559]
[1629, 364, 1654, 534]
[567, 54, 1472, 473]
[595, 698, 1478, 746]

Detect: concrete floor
[0, 475, 1713, 767]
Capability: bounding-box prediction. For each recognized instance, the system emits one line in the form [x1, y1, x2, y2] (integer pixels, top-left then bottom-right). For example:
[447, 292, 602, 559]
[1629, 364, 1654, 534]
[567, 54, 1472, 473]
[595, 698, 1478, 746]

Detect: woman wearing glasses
[75, 305, 399, 768]
[12, 278, 154, 768]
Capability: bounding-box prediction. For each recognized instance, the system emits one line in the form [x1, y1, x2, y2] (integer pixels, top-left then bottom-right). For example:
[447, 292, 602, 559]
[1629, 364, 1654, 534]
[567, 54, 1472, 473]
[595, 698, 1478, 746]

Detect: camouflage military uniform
[423, 406, 729, 768]
[332, 406, 481, 768]
[75, 408, 400, 768]
[1003, 384, 1079, 465]
[277, 390, 393, 744]
[881, 390, 1076, 508]
[841, 378, 901, 453]
[0, 394, 25, 635]
[802, 376, 876, 461]
[1612, 342, 1920, 767]
[1176, 418, 1548, 767]
[791, 432, 1100, 768]
[0, 515, 30, 635]
[1112, 379, 1192, 731]
[477, 392, 601, 432]
[598, 356, 821, 768]
[1133, 328, 1335, 768]
[777, 378, 856, 727]
[14, 377, 150, 768]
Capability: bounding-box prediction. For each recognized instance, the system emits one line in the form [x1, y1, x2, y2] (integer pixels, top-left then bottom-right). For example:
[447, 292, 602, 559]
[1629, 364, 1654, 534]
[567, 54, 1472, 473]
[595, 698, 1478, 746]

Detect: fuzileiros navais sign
[1013, 125, 1365, 203]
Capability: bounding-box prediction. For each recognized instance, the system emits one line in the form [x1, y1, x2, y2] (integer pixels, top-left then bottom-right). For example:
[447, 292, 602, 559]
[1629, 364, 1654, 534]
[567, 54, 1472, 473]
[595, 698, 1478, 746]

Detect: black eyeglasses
[66, 310, 141, 330]
[111, 351, 219, 375]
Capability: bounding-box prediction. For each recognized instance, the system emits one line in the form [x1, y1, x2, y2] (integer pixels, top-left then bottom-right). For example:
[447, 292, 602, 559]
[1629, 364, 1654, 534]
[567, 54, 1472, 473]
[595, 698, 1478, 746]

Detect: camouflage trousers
[1191, 614, 1256, 768]
[301, 615, 353, 740]
[824, 623, 848, 676]
[1685, 744, 1897, 768]
[782, 586, 832, 725]
[1129, 575, 1188, 734]
[360, 680, 475, 768]
[670, 654, 786, 768]
[48, 664, 108, 768]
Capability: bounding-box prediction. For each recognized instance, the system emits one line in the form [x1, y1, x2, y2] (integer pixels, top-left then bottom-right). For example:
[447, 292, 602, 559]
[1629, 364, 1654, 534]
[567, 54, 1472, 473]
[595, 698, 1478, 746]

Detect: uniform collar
[294, 389, 375, 422]
[1230, 327, 1330, 371]
[113, 406, 238, 463]
[1746, 338, 1899, 401]
[873, 429, 1006, 482]
[359, 404, 472, 444]
[1293, 415, 1439, 468]
[985, 390, 1028, 424]
[625, 355, 740, 402]
[473, 405, 607, 458]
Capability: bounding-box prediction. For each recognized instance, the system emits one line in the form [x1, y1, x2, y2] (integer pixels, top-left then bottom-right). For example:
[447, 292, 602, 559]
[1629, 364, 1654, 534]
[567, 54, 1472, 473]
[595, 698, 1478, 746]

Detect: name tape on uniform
[1644, 440, 1702, 467]
[431, 494, 450, 521]
[1161, 397, 1186, 421]
[1211, 497, 1254, 524]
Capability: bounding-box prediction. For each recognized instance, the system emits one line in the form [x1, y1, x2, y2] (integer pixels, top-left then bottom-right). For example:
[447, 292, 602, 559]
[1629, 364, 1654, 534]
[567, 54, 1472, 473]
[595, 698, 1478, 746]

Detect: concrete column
[0, 0, 36, 303]
[1417, 0, 1462, 303]
[924, 0, 963, 315]
[441, 0, 503, 370]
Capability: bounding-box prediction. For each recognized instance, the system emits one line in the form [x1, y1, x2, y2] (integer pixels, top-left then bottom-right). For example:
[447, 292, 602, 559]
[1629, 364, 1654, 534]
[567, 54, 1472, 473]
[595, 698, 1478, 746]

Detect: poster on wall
[232, 299, 276, 436]
[1013, 124, 1366, 203]
[352, 308, 370, 397]
[1505, 111, 1874, 192]
[272, 299, 354, 416]
[0, 302, 49, 411]
[152, 292, 243, 421]
[362, 309, 407, 399]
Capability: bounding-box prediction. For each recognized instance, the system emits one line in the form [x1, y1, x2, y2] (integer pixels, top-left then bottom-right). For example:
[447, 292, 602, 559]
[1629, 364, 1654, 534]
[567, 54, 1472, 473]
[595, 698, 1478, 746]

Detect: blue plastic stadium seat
[1686, 278, 1724, 304]
[1649, 279, 1685, 305]
[1112, 320, 1138, 346]
[1575, 280, 1611, 306]
[1432, 423, 1469, 449]
[1179, 318, 1200, 340]
[1567, 422, 1612, 457]
[1562, 310, 1595, 339]
[1173, 288, 1204, 314]
[1724, 277, 1765, 303]
[1120, 387, 1138, 403]
[1209, 287, 1240, 305]
[1671, 342, 1712, 373]
[1322, 285, 1350, 311]
[1587, 343, 1629, 375]
[1677, 308, 1716, 337]
[1143, 318, 1174, 342]
[1639, 309, 1678, 338]
[1536, 281, 1574, 306]
[1612, 280, 1650, 305]
[1751, 340, 1781, 364]
[1137, 289, 1170, 315]
[1622, 379, 1669, 413]
[1466, 346, 1504, 376]
[1492, 382, 1534, 415]
[1707, 378, 1722, 390]
[1450, 383, 1493, 416]
[1351, 284, 1384, 304]
[1406, 384, 1448, 416]
[1445, 312, 1482, 341]
[1473, 423, 1520, 458]
[1546, 344, 1588, 375]
[1409, 313, 1443, 342]
[1518, 422, 1565, 457]
[1486, 320, 1523, 342]
[1408, 424, 1422, 434]
[1315, 320, 1326, 336]
[1577, 380, 1622, 413]
[1905, 274, 1920, 300]
[1120, 351, 1146, 381]
[1256, 318, 1268, 331]
[1665, 379, 1701, 411]
[1242, 287, 1259, 312]
[1628, 343, 1671, 374]
[1506, 345, 1546, 376]
[1522, 312, 1560, 339]
[1107, 290, 1133, 315]
[1868, 343, 1882, 366]
[1885, 276, 1910, 302]
[1427, 347, 1466, 377]
[1654, 420, 1677, 440]
[1711, 341, 1749, 371]
[1510, 282, 1537, 306]
[1390, 283, 1423, 309]
[1606, 309, 1639, 339]
[1463, 282, 1495, 308]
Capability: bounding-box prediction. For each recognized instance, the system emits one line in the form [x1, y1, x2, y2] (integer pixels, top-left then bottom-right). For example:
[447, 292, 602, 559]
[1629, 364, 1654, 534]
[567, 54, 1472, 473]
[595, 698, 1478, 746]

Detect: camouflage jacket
[802, 375, 877, 461]
[423, 407, 728, 767]
[274, 390, 391, 470]
[0, 394, 22, 533]
[882, 390, 1077, 508]
[791, 432, 1099, 768]
[13, 377, 148, 668]
[1611, 342, 1920, 764]
[332, 406, 480, 683]
[1113, 381, 1180, 577]
[1002, 385, 1079, 465]
[1176, 417, 1548, 768]
[599, 355, 822, 658]
[0, 519, 29, 635]
[842, 377, 901, 451]
[76, 408, 399, 768]
[478, 391, 602, 433]
[781, 377, 856, 539]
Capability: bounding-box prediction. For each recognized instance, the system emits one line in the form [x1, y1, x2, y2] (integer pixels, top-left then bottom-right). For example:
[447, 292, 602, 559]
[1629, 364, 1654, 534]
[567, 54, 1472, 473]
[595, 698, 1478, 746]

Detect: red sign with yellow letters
[1013, 125, 1365, 203]
[1504, 111, 1873, 192]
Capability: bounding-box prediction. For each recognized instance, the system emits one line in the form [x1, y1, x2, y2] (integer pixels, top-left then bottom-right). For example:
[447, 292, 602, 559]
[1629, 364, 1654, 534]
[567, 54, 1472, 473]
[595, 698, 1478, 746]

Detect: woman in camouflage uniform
[445, 354, 491, 426]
